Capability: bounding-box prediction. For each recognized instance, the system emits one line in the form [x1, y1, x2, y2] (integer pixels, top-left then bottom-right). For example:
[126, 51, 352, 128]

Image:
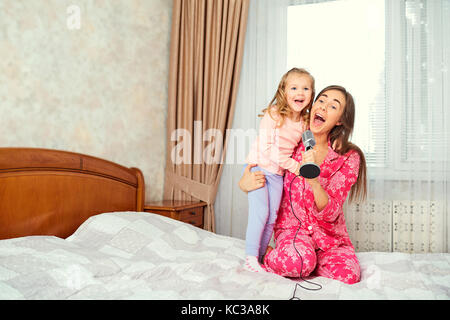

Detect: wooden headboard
[0, 148, 145, 240]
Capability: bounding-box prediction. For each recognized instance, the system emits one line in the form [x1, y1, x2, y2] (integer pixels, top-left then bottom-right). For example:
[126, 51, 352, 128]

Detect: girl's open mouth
[294, 99, 304, 106]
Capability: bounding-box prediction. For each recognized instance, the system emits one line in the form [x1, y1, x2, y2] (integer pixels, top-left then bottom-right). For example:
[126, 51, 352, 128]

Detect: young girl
[243, 68, 315, 272]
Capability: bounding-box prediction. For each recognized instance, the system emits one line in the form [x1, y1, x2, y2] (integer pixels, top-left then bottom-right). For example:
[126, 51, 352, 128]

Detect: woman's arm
[307, 178, 329, 211]
[301, 149, 360, 221]
[301, 149, 329, 210]
[309, 151, 360, 222]
[238, 164, 266, 193]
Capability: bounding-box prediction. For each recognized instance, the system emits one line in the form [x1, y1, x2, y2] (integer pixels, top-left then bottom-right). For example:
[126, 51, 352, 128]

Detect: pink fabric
[263, 140, 361, 284]
[246, 107, 306, 175]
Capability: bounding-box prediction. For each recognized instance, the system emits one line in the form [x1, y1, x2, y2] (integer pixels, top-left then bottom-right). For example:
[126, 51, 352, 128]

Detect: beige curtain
[164, 0, 250, 232]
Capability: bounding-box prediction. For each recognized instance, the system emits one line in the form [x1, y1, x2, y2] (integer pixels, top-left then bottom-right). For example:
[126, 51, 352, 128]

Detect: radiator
[344, 200, 445, 253]
[344, 200, 392, 252]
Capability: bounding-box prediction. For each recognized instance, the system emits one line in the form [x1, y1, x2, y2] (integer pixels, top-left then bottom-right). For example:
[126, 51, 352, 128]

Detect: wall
[0, 0, 172, 201]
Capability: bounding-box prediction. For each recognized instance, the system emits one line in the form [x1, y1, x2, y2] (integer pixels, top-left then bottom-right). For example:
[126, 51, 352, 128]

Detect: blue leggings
[244, 165, 283, 260]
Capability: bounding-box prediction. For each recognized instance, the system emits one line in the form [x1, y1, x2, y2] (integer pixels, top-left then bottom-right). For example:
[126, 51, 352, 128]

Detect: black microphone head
[302, 130, 316, 151]
[300, 163, 321, 179]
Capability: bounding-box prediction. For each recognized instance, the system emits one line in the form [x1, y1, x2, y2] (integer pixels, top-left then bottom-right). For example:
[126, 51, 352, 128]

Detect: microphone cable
[288, 152, 352, 299]
[288, 174, 322, 300]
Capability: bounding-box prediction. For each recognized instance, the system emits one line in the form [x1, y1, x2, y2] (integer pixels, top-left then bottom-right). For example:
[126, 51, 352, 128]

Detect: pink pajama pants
[263, 230, 360, 285]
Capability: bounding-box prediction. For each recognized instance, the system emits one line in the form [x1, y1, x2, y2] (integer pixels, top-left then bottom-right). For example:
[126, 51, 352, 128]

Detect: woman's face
[309, 89, 346, 135]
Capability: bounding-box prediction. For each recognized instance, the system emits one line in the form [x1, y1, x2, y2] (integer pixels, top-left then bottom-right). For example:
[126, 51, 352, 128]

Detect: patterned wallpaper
[0, 0, 172, 201]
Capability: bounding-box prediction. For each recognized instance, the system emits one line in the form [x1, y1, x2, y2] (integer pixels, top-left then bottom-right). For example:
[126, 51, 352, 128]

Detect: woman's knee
[264, 234, 316, 277]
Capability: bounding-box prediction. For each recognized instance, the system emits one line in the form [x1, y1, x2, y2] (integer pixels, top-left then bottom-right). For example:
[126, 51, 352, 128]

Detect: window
[400, 0, 447, 164]
[288, 0, 387, 169]
[287, 0, 449, 178]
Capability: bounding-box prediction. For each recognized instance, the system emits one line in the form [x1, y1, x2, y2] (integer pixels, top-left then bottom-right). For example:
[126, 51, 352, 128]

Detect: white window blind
[400, 0, 448, 164]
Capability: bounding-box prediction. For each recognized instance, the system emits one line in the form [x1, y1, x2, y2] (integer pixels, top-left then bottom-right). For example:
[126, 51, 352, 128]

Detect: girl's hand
[239, 164, 266, 193]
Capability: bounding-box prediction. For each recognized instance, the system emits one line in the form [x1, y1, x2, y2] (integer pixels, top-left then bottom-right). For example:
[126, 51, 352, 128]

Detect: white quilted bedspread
[0, 211, 448, 300]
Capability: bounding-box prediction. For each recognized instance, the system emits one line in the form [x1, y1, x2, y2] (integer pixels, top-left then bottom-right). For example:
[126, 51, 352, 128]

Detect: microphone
[299, 130, 320, 179]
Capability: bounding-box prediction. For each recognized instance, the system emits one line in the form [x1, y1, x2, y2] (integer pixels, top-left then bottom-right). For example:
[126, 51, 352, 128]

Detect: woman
[239, 85, 367, 284]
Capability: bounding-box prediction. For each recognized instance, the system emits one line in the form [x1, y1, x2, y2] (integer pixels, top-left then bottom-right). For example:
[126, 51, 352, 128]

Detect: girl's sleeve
[265, 113, 302, 174]
[313, 151, 360, 222]
[258, 109, 301, 174]
[258, 111, 278, 152]
[273, 123, 303, 175]
[275, 151, 301, 175]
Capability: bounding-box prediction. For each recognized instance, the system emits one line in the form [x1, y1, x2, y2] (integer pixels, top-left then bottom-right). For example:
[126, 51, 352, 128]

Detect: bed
[0, 148, 449, 300]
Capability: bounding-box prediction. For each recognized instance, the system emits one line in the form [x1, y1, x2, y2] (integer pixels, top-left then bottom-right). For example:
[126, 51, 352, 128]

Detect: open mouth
[313, 113, 326, 126]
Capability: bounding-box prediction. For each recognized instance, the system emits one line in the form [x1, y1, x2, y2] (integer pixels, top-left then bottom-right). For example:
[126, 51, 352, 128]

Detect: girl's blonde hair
[260, 68, 315, 127]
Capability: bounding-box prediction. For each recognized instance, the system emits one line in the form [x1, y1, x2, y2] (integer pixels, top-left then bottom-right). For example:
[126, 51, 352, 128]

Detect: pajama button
[307, 226, 312, 231]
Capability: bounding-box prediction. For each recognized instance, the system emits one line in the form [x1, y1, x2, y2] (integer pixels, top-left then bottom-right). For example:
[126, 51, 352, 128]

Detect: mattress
[0, 211, 448, 299]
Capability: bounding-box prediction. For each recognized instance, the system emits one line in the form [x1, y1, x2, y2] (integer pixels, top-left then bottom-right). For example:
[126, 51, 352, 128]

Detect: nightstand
[143, 200, 207, 228]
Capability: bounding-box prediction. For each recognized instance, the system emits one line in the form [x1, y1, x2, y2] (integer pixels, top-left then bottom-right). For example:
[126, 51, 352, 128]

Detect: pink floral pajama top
[263, 140, 361, 284]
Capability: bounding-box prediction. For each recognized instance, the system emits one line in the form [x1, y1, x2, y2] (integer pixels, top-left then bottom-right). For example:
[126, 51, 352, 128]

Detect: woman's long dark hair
[310, 85, 367, 203]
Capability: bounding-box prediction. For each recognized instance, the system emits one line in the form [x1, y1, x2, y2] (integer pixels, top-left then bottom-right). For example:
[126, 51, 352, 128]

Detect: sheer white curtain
[215, 0, 450, 253]
[215, 0, 290, 239]
[345, 0, 450, 253]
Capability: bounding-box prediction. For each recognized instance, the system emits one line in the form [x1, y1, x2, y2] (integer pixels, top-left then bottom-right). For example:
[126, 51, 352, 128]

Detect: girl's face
[284, 73, 313, 115]
[310, 89, 346, 135]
